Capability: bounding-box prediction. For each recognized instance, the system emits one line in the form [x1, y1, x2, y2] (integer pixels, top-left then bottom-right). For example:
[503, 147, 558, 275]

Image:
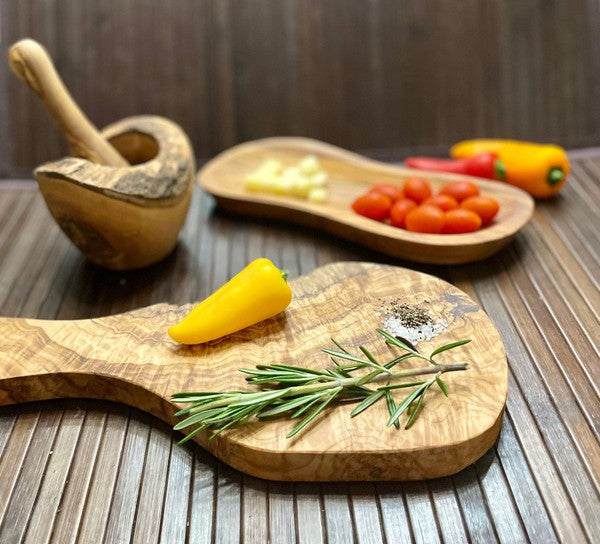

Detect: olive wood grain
[7, 38, 129, 167]
[198, 138, 535, 264]
[0, 262, 507, 481]
[33, 115, 195, 270]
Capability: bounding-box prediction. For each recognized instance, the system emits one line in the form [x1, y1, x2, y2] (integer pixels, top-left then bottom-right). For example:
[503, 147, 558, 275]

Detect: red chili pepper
[405, 152, 505, 180]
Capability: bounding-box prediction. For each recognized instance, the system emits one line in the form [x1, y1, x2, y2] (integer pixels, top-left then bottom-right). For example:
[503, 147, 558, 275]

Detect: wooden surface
[0, 262, 508, 481]
[0, 148, 598, 541]
[199, 137, 534, 264]
[2, 1, 600, 176]
[35, 115, 195, 270]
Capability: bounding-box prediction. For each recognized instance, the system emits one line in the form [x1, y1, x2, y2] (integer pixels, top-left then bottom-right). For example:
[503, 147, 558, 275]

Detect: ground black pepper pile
[378, 298, 447, 343]
[382, 300, 432, 328]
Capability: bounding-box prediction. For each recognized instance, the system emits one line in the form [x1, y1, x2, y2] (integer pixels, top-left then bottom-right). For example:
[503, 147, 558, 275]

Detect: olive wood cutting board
[198, 137, 534, 265]
[0, 262, 507, 481]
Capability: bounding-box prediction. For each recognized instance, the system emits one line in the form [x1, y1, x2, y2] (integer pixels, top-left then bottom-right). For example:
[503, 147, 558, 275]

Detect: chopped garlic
[307, 187, 328, 203]
[274, 177, 295, 195]
[292, 177, 311, 197]
[257, 159, 283, 177]
[298, 155, 320, 176]
[309, 171, 328, 187]
[244, 155, 328, 203]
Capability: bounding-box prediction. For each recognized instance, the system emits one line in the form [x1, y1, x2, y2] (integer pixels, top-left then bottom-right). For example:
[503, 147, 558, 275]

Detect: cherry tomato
[390, 198, 418, 228]
[369, 184, 404, 202]
[422, 194, 458, 211]
[351, 192, 392, 221]
[460, 195, 500, 225]
[403, 177, 432, 203]
[439, 181, 480, 202]
[405, 205, 445, 234]
[442, 208, 482, 233]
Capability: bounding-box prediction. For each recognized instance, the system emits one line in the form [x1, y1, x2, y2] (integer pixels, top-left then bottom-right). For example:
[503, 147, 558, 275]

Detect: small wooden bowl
[198, 137, 534, 264]
[35, 115, 195, 270]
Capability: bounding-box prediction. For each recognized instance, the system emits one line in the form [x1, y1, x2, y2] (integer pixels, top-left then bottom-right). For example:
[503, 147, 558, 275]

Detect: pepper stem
[280, 269, 289, 282]
[494, 159, 506, 181]
[547, 167, 564, 186]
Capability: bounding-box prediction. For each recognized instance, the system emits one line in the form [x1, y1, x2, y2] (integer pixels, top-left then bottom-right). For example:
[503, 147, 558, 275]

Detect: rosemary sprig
[172, 329, 470, 443]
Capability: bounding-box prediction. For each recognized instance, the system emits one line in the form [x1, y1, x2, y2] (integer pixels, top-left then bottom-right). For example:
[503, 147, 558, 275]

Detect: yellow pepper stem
[547, 168, 564, 186]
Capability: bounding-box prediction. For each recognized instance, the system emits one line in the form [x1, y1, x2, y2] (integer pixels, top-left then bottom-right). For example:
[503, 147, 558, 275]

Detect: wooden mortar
[8, 39, 195, 270]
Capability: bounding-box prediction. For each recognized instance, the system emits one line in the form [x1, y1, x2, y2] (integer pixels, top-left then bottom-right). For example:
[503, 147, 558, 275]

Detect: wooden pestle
[8, 38, 129, 167]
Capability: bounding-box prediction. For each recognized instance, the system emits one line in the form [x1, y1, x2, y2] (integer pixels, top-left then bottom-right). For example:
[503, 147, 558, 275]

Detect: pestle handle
[8, 38, 129, 167]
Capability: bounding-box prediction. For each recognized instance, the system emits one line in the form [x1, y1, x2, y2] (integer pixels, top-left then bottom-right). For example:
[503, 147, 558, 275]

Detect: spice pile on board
[378, 299, 447, 344]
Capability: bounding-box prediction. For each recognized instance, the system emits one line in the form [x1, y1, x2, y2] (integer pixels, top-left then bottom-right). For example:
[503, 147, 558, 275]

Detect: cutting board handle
[7, 38, 129, 167]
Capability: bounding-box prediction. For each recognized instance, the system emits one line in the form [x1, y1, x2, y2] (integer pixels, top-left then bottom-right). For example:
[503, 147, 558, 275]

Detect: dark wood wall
[1, 0, 599, 177]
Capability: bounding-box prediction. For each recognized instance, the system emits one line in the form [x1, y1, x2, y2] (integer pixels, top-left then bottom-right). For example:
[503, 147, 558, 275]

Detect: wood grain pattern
[34, 115, 195, 270]
[0, 262, 507, 481]
[199, 137, 534, 264]
[3, 1, 600, 178]
[0, 147, 598, 542]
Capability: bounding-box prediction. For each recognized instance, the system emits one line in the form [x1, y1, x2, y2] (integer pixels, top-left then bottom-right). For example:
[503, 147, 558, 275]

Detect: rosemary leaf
[376, 381, 426, 391]
[356, 369, 384, 387]
[404, 390, 426, 429]
[350, 390, 386, 417]
[321, 348, 373, 367]
[209, 403, 267, 440]
[376, 328, 418, 353]
[330, 338, 351, 354]
[387, 383, 428, 427]
[385, 390, 400, 429]
[174, 407, 228, 430]
[287, 387, 342, 438]
[430, 339, 471, 358]
[259, 395, 323, 419]
[177, 423, 209, 445]
[384, 352, 416, 369]
[326, 368, 349, 379]
[266, 364, 329, 376]
[436, 376, 449, 397]
[292, 392, 330, 418]
[359, 346, 379, 365]
[172, 391, 231, 399]
[229, 388, 291, 407]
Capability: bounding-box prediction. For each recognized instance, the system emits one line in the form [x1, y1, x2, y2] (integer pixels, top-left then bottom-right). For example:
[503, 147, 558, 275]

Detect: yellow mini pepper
[168, 258, 292, 345]
[450, 139, 570, 199]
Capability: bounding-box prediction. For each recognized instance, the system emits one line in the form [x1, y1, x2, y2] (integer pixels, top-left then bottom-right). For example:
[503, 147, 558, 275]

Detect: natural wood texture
[5, 37, 196, 270]
[34, 115, 195, 270]
[199, 137, 534, 264]
[3, 1, 600, 177]
[0, 147, 598, 542]
[0, 262, 507, 481]
[7, 38, 128, 167]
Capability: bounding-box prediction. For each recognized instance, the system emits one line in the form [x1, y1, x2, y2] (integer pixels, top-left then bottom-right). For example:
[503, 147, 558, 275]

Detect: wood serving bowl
[35, 115, 195, 270]
[198, 137, 534, 264]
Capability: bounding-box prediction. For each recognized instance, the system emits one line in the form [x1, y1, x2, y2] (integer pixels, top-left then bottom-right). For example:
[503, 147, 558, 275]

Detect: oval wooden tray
[198, 137, 534, 264]
[0, 262, 507, 481]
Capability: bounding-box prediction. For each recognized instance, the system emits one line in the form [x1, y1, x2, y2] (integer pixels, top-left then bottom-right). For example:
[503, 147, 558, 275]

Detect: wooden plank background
[0, 148, 598, 542]
[2, 0, 600, 177]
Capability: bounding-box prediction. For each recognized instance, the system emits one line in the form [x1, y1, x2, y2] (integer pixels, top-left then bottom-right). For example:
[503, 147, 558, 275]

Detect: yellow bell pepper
[168, 258, 292, 345]
[450, 139, 569, 199]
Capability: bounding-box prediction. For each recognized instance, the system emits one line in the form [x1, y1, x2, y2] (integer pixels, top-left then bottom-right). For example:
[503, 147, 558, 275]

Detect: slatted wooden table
[0, 150, 598, 543]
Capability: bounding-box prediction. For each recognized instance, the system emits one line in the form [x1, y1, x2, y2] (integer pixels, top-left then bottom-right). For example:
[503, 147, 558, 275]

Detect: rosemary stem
[181, 362, 468, 414]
